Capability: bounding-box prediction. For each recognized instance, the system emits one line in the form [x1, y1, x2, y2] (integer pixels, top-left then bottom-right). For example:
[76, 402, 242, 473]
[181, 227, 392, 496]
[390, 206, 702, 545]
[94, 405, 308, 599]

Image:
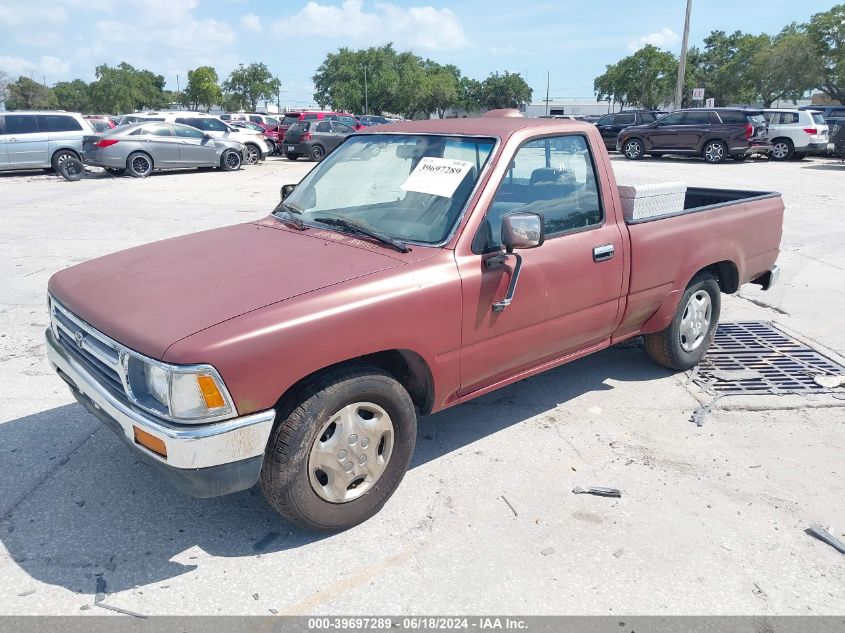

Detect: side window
[249, 115, 262, 123]
[37, 115, 83, 132]
[717, 111, 746, 124]
[304, 113, 318, 120]
[766, 112, 779, 125]
[640, 112, 656, 123]
[657, 112, 684, 125]
[5, 115, 39, 134]
[475, 135, 602, 252]
[595, 115, 613, 126]
[830, 108, 845, 118]
[614, 113, 636, 126]
[781, 112, 799, 124]
[172, 124, 205, 138]
[682, 111, 710, 125]
[331, 122, 352, 133]
[315, 121, 331, 133]
[146, 124, 174, 137]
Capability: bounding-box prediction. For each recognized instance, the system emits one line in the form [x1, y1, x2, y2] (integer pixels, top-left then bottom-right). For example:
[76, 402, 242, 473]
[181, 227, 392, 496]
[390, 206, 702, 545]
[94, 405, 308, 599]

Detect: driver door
[456, 134, 625, 395]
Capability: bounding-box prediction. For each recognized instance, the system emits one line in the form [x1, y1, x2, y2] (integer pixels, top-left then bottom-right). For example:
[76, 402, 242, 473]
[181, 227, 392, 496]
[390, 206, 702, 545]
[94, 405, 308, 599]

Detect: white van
[117, 111, 270, 164]
[0, 111, 93, 171]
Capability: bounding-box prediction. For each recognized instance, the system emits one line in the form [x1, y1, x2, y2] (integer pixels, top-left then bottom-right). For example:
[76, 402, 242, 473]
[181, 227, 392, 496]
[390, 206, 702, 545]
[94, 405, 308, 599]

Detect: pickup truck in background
[46, 116, 783, 531]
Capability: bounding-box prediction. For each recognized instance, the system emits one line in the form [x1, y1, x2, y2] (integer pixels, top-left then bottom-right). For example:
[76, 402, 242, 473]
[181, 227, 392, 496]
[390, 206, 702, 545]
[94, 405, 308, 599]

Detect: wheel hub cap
[679, 290, 712, 352]
[773, 143, 788, 158]
[308, 402, 394, 503]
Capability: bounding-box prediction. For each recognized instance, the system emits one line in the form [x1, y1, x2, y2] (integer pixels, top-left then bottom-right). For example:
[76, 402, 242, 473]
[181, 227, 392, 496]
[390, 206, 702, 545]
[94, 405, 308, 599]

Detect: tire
[623, 138, 644, 160]
[309, 144, 325, 161]
[244, 143, 261, 165]
[220, 149, 242, 171]
[58, 157, 85, 181]
[643, 271, 721, 371]
[126, 152, 153, 178]
[769, 138, 794, 161]
[51, 149, 80, 173]
[702, 140, 727, 164]
[260, 364, 417, 532]
[285, 152, 300, 161]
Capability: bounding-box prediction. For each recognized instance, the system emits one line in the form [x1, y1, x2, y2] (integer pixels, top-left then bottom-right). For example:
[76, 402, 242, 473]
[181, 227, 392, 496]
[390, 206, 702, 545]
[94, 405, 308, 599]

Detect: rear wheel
[51, 149, 80, 173]
[702, 140, 727, 164]
[220, 149, 242, 171]
[643, 271, 721, 371]
[623, 139, 644, 160]
[769, 138, 794, 161]
[244, 143, 261, 165]
[309, 144, 326, 161]
[260, 364, 417, 531]
[58, 157, 85, 181]
[126, 152, 153, 178]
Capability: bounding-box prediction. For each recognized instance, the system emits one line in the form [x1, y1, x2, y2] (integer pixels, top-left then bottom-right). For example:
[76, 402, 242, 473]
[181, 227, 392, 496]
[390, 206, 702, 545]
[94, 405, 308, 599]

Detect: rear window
[176, 117, 229, 132]
[747, 114, 766, 125]
[290, 121, 310, 133]
[303, 113, 319, 120]
[812, 113, 826, 125]
[281, 115, 301, 126]
[4, 114, 39, 134]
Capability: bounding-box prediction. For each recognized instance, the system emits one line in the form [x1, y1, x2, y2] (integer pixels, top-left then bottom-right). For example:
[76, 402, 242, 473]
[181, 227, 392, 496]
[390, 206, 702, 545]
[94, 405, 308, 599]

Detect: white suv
[763, 109, 829, 161]
[117, 112, 270, 164]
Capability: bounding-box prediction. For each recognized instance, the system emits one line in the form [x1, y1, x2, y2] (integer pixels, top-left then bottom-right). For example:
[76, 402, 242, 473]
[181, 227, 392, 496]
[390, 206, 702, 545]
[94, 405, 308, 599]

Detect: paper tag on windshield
[400, 157, 474, 198]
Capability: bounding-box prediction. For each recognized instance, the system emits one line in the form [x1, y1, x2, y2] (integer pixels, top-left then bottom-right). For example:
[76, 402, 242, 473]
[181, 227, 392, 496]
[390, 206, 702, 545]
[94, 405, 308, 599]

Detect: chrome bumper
[46, 329, 275, 470]
[754, 265, 780, 291]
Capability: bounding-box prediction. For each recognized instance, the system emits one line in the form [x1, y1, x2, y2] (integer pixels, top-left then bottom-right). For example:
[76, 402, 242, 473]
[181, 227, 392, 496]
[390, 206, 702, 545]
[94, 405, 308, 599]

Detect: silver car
[81, 122, 246, 177]
[0, 111, 93, 172]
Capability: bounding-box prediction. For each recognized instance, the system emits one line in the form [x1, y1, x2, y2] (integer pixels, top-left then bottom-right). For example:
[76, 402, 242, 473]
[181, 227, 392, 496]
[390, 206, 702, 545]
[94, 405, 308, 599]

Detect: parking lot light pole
[674, 0, 692, 110]
[362, 64, 369, 115]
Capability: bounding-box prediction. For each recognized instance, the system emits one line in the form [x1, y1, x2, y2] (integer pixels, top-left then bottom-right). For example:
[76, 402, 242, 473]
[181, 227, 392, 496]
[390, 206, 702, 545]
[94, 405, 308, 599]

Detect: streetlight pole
[363, 65, 369, 115]
[674, 0, 692, 110]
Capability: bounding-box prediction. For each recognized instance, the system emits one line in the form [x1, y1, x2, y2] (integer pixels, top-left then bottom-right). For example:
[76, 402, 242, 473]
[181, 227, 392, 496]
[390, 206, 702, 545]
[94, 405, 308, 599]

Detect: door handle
[593, 244, 614, 262]
[9, 137, 18, 142]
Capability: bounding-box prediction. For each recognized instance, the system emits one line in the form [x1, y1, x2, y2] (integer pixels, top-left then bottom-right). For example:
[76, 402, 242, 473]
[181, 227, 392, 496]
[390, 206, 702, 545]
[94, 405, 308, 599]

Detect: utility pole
[545, 71, 550, 116]
[674, 0, 693, 110]
[363, 64, 368, 115]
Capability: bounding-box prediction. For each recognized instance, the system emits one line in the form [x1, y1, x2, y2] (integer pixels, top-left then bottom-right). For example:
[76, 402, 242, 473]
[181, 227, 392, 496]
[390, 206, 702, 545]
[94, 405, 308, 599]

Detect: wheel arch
[274, 349, 435, 417]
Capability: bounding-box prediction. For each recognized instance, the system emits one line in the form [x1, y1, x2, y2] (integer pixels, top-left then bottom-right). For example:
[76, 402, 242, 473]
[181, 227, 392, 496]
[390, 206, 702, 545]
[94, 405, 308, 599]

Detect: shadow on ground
[0, 342, 669, 594]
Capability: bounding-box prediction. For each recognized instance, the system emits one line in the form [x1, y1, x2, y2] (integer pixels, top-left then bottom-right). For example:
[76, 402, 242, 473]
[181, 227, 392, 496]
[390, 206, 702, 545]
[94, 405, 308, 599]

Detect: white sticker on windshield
[400, 157, 474, 198]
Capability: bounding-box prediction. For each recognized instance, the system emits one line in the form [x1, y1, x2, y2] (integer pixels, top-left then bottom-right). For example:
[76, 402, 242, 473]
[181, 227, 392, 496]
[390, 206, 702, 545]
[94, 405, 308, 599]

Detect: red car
[46, 116, 783, 531]
[83, 115, 116, 133]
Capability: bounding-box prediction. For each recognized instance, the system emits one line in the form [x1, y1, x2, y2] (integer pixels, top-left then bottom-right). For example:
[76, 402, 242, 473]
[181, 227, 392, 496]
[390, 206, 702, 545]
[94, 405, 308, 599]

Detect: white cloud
[272, 0, 469, 50]
[241, 12, 262, 32]
[628, 27, 679, 52]
[0, 55, 70, 79]
[0, 4, 68, 27]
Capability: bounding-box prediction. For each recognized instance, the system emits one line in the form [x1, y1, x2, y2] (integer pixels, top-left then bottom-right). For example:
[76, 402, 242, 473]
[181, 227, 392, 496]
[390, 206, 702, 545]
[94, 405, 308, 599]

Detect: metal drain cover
[695, 322, 845, 395]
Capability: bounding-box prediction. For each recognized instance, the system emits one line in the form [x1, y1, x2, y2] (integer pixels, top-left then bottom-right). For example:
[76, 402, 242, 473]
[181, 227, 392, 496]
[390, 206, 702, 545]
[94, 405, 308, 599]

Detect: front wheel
[623, 139, 644, 160]
[244, 144, 261, 165]
[220, 149, 242, 171]
[643, 271, 720, 371]
[260, 364, 417, 531]
[702, 140, 727, 164]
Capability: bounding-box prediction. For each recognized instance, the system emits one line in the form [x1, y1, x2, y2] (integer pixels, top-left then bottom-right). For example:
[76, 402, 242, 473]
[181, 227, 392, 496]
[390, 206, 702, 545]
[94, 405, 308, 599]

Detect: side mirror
[492, 212, 544, 313]
[280, 184, 296, 201]
[203, 133, 213, 140]
[501, 212, 544, 252]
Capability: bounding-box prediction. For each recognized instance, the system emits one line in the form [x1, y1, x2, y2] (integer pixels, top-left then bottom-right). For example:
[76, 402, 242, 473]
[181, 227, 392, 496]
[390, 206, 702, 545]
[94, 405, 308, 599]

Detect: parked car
[0, 111, 93, 172]
[581, 114, 603, 123]
[46, 116, 783, 531]
[826, 116, 845, 157]
[221, 112, 281, 130]
[798, 105, 845, 121]
[618, 108, 771, 163]
[83, 115, 116, 133]
[81, 122, 246, 177]
[763, 109, 829, 160]
[593, 110, 660, 149]
[117, 112, 269, 164]
[278, 111, 362, 136]
[358, 115, 391, 127]
[230, 121, 281, 154]
[283, 119, 355, 161]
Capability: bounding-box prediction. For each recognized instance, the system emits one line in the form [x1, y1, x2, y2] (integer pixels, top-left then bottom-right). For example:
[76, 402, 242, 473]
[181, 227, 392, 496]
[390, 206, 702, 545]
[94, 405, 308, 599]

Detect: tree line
[595, 4, 845, 110]
[0, 62, 280, 114]
[311, 43, 533, 117]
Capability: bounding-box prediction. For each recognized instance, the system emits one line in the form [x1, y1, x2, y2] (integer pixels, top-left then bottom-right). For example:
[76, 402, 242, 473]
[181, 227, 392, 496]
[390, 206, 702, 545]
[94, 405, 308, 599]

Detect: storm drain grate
[694, 322, 845, 395]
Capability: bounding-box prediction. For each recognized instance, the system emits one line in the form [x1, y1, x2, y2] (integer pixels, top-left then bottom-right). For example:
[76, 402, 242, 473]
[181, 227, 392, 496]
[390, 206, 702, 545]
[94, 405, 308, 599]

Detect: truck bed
[625, 187, 781, 224]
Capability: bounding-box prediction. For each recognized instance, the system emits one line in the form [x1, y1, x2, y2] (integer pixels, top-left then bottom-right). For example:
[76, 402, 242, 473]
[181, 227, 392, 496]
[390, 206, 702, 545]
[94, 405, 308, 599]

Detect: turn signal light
[133, 426, 167, 458]
[197, 375, 226, 409]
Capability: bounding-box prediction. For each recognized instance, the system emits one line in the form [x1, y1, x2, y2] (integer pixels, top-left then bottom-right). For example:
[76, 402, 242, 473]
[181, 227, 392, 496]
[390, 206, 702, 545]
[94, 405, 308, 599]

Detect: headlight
[128, 357, 235, 423]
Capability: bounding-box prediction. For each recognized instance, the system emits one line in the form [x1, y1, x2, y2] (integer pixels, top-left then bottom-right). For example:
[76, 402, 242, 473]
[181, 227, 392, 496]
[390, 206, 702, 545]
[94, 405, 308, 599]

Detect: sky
[0, 0, 837, 108]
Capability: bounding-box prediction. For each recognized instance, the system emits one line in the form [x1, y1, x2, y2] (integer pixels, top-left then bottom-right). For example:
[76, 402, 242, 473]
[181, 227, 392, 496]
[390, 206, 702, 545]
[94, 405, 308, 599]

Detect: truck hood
[48, 221, 406, 359]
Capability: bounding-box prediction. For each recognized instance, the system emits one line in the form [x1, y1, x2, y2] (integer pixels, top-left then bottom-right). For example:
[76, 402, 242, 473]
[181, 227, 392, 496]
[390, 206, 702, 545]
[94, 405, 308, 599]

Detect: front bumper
[46, 329, 275, 497]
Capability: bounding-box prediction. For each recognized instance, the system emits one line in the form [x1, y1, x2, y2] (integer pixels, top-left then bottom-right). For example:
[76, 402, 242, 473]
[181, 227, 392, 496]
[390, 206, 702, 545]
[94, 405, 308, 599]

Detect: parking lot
[1, 152, 843, 615]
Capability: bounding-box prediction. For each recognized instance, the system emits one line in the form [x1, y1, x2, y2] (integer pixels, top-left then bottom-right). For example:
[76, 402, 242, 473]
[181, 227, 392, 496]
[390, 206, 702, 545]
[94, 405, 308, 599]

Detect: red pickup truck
[46, 116, 783, 531]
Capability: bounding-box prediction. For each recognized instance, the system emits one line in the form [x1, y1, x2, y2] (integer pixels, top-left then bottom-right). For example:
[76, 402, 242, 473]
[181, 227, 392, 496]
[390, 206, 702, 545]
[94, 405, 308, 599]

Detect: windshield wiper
[271, 201, 306, 230]
[313, 216, 410, 253]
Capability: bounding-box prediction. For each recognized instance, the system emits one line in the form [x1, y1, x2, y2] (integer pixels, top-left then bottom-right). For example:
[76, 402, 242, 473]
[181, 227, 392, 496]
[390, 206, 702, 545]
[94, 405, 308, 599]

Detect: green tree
[695, 30, 765, 105]
[419, 61, 461, 119]
[0, 70, 10, 107]
[749, 28, 817, 106]
[5, 76, 58, 109]
[313, 44, 405, 115]
[53, 79, 91, 112]
[595, 45, 677, 109]
[805, 4, 845, 102]
[458, 76, 483, 112]
[223, 63, 280, 112]
[89, 62, 168, 113]
[479, 71, 532, 110]
[182, 66, 222, 111]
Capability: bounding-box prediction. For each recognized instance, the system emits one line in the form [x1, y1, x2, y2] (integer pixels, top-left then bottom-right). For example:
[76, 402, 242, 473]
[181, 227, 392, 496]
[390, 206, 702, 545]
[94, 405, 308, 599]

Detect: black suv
[593, 110, 660, 149]
[798, 105, 845, 121]
[617, 108, 771, 164]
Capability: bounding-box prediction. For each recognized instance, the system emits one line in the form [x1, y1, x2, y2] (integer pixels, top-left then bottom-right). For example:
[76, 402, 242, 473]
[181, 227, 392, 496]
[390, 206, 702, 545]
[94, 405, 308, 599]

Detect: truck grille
[50, 299, 125, 395]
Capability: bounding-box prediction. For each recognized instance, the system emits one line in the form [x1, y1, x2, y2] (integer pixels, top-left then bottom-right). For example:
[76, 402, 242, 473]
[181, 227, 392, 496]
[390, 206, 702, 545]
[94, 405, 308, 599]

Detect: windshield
[265, 116, 279, 125]
[282, 134, 496, 245]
